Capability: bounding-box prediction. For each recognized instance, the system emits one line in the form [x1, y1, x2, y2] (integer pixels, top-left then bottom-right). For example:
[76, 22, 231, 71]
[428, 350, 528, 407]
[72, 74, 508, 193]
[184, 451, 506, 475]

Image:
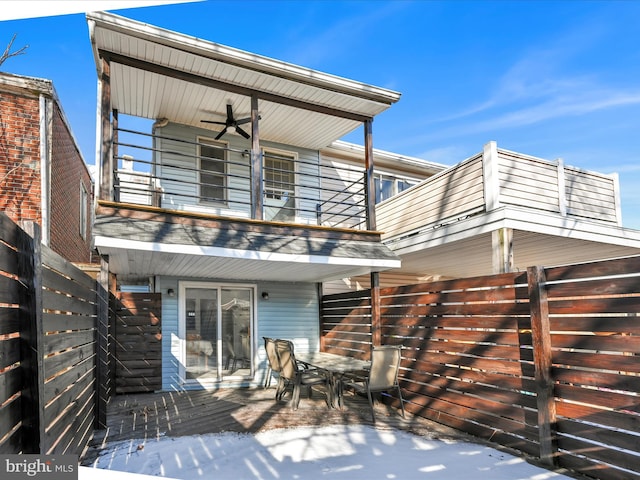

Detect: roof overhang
[324, 141, 448, 177]
[87, 11, 401, 150]
[94, 204, 401, 283]
[386, 206, 640, 279]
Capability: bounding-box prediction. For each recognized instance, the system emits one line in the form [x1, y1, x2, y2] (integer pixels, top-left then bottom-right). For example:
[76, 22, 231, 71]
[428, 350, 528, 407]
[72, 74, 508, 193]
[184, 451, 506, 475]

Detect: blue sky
[2, 0, 639, 228]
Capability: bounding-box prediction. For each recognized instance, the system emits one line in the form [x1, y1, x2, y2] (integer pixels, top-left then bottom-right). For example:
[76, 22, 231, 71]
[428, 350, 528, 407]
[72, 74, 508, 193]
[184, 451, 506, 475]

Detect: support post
[99, 56, 113, 201]
[364, 118, 376, 231]
[18, 221, 45, 453]
[527, 265, 558, 466]
[96, 256, 110, 428]
[556, 158, 567, 217]
[482, 141, 500, 212]
[370, 272, 381, 348]
[250, 95, 263, 220]
[112, 109, 119, 202]
[492, 227, 513, 273]
[317, 282, 325, 352]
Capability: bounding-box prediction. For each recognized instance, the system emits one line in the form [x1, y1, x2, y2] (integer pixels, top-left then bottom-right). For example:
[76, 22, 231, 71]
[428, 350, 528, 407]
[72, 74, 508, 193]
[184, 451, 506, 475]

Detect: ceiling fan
[201, 104, 252, 140]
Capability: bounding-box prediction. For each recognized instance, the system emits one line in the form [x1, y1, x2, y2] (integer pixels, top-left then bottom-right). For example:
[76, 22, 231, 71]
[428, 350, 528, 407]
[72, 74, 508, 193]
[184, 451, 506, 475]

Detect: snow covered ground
[82, 424, 573, 479]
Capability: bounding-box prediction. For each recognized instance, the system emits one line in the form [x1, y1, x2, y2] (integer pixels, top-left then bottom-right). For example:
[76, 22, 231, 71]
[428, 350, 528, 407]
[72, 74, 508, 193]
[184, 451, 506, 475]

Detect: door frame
[178, 281, 256, 385]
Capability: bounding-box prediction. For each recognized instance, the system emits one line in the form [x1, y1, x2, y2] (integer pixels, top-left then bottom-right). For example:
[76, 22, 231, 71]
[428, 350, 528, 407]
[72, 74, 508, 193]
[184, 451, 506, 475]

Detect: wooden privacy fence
[321, 255, 640, 480]
[0, 213, 110, 455]
[114, 292, 162, 394]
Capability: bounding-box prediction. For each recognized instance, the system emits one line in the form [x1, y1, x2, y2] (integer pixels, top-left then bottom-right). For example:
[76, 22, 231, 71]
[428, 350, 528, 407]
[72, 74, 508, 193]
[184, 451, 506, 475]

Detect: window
[79, 182, 88, 239]
[375, 175, 395, 203]
[199, 138, 226, 203]
[264, 151, 295, 200]
[263, 149, 296, 221]
[374, 173, 418, 203]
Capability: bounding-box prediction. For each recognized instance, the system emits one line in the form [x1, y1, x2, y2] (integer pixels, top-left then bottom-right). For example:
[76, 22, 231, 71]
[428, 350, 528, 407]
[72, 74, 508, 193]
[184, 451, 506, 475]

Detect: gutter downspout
[39, 94, 52, 246]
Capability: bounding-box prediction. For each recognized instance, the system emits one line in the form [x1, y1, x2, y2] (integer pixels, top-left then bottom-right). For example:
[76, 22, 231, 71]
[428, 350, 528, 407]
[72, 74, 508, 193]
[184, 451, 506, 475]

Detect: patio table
[296, 352, 370, 408]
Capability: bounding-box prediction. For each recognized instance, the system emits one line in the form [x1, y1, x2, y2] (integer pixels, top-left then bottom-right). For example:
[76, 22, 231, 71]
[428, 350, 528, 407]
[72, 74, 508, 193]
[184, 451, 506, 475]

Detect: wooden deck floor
[82, 386, 464, 465]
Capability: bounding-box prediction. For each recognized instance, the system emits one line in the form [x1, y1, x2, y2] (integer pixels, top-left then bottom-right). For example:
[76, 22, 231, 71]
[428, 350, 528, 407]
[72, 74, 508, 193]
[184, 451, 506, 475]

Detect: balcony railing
[376, 142, 621, 241]
[109, 127, 367, 229]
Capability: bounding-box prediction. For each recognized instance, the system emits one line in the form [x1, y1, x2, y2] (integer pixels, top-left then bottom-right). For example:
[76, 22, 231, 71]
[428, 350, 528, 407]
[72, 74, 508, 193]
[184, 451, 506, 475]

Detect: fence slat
[18, 221, 45, 454]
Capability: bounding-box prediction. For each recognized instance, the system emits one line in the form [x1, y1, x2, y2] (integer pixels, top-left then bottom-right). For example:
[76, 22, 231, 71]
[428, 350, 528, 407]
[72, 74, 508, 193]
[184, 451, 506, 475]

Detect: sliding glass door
[180, 282, 254, 383]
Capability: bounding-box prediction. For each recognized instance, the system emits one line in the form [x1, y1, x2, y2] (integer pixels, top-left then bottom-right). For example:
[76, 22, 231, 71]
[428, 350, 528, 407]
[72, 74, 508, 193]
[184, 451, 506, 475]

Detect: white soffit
[87, 11, 400, 149]
[94, 236, 401, 283]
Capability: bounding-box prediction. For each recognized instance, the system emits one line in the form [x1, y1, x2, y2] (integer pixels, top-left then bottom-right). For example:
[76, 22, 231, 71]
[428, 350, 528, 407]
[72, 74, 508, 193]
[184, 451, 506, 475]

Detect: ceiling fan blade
[226, 104, 234, 121]
[235, 126, 250, 139]
[215, 127, 227, 140]
[235, 117, 251, 125]
[201, 120, 227, 125]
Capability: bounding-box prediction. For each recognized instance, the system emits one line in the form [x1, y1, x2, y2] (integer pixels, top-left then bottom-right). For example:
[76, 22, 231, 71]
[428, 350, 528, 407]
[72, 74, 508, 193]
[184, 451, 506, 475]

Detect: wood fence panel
[115, 292, 162, 393]
[321, 255, 640, 480]
[321, 289, 372, 360]
[41, 243, 97, 455]
[0, 214, 100, 455]
[0, 214, 25, 453]
[542, 257, 640, 479]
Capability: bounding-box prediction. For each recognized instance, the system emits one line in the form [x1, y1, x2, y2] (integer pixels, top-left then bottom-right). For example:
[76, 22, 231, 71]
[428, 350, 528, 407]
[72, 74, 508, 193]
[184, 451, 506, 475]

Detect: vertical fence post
[317, 282, 325, 352]
[371, 272, 381, 348]
[527, 266, 558, 466]
[95, 256, 110, 428]
[18, 221, 45, 453]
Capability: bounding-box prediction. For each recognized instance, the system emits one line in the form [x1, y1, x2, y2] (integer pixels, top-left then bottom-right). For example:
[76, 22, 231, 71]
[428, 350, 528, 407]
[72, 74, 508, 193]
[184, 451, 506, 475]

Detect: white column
[492, 227, 513, 274]
[556, 158, 567, 216]
[482, 141, 500, 212]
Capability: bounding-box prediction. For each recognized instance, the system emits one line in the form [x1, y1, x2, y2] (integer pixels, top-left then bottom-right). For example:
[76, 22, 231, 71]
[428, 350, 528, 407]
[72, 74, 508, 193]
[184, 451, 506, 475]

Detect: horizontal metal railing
[111, 127, 367, 229]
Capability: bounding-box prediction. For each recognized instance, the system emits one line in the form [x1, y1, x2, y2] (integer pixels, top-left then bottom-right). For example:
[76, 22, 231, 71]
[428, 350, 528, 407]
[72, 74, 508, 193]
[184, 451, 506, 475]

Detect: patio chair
[344, 345, 405, 422]
[263, 337, 280, 388]
[274, 339, 330, 410]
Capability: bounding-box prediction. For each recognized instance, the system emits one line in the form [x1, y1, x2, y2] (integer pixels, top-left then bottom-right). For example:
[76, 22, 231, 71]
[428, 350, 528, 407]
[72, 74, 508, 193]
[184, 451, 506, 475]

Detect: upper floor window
[199, 138, 227, 204]
[374, 173, 418, 203]
[263, 149, 296, 221]
[264, 150, 295, 200]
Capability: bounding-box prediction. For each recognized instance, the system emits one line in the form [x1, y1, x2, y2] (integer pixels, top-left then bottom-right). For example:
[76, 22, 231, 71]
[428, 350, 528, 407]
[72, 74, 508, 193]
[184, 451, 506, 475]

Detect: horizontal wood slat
[0, 213, 99, 456]
[321, 254, 640, 479]
[115, 292, 162, 393]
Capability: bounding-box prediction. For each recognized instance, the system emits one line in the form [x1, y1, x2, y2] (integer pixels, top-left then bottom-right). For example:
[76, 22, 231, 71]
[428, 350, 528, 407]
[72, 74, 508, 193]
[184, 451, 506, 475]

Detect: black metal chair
[274, 339, 330, 410]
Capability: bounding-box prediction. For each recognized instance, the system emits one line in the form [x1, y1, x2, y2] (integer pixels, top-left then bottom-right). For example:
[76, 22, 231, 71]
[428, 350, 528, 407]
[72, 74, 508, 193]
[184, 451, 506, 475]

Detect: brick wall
[50, 103, 93, 263]
[0, 90, 42, 223]
[1, 80, 94, 264]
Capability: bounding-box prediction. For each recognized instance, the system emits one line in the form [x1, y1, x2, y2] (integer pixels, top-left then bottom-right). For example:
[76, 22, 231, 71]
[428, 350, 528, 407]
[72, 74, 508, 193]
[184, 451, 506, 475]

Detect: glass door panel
[181, 283, 253, 383]
[184, 287, 218, 380]
[221, 288, 252, 377]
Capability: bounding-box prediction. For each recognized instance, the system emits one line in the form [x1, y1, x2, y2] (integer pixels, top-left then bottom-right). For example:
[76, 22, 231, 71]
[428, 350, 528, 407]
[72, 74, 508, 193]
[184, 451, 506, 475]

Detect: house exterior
[87, 11, 403, 391]
[87, 12, 640, 393]
[0, 72, 93, 263]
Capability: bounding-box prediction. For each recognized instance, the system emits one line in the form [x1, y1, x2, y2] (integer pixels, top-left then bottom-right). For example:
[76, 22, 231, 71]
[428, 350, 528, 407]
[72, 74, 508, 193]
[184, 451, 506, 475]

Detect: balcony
[377, 141, 621, 243]
[109, 125, 368, 230]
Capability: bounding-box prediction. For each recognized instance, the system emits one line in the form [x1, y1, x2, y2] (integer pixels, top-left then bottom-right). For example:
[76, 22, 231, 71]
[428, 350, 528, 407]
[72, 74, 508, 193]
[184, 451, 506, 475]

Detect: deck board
[82, 386, 464, 465]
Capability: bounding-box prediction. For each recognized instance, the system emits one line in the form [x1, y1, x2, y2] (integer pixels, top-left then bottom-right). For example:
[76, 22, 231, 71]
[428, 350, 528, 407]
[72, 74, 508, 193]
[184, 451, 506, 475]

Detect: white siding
[156, 123, 252, 217]
[497, 151, 560, 213]
[159, 276, 319, 391]
[319, 155, 365, 228]
[377, 154, 485, 239]
[565, 167, 618, 222]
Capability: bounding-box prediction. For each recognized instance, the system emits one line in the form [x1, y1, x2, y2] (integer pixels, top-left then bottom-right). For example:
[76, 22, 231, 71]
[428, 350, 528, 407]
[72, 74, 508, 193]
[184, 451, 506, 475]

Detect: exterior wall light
[261, 292, 269, 300]
[167, 289, 175, 297]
